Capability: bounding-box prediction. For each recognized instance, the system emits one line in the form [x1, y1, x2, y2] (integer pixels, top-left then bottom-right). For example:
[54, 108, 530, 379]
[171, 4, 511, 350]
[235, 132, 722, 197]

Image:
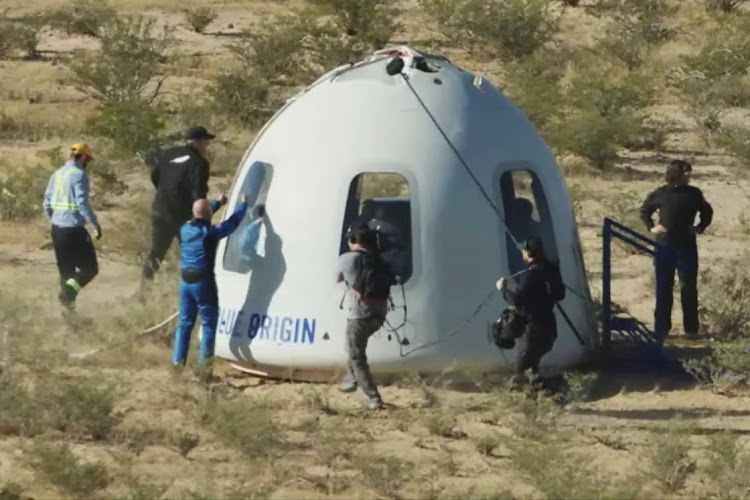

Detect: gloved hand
[95, 224, 102, 240]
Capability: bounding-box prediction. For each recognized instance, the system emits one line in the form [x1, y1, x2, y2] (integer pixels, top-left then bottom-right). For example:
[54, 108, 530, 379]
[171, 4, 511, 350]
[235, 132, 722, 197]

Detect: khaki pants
[343, 315, 385, 400]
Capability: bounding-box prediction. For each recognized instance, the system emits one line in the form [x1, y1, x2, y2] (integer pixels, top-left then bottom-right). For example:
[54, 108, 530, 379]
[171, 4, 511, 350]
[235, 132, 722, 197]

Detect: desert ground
[2, 0, 750, 499]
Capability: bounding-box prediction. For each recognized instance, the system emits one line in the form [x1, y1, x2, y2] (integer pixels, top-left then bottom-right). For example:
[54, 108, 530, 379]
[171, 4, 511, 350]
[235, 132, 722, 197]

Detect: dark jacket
[503, 260, 560, 328]
[151, 145, 210, 222]
[639, 184, 713, 248]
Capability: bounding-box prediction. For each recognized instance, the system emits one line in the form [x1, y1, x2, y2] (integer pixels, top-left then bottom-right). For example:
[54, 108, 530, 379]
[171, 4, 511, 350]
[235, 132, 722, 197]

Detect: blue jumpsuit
[171, 200, 248, 367]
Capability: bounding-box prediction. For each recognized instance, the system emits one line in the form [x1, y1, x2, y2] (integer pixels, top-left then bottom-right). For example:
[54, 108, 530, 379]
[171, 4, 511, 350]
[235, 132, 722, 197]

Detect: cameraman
[496, 237, 562, 389]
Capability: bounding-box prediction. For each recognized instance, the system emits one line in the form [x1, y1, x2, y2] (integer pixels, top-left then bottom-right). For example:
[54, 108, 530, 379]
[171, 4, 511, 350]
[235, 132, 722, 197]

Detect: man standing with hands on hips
[640, 159, 713, 341]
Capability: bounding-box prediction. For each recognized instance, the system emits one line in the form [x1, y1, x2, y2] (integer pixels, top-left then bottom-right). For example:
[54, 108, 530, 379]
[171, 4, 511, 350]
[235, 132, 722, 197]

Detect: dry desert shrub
[418, 0, 560, 60]
[25, 440, 109, 498]
[201, 395, 290, 459]
[184, 6, 217, 33]
[644, 420, 697, 494]
[47, 0, 116, 37]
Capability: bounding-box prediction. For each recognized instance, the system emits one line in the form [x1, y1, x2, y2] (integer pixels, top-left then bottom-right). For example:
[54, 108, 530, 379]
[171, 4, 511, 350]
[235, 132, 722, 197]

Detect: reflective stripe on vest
[50, 168, 79, 211]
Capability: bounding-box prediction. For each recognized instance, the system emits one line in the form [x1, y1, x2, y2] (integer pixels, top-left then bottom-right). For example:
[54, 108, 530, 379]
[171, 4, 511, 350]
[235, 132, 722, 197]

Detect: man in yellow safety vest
[42, 143, 102, 311]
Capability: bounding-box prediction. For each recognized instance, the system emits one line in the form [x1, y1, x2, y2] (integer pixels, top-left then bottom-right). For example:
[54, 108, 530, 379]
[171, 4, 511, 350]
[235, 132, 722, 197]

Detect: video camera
[491, 307, 528, 350]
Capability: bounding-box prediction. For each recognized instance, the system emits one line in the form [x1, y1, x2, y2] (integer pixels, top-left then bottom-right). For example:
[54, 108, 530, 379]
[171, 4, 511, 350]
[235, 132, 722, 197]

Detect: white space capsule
[211, 46, 597, 379]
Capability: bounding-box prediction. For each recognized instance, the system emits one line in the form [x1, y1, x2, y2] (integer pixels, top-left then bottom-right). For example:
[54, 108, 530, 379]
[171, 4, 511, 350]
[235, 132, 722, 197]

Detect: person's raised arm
[209, 195, 248, 240]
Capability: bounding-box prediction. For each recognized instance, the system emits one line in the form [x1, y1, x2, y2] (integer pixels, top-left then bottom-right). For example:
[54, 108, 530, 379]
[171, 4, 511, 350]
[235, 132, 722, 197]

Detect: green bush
[68, 15, 174, 102]
[552, 111, 643, 169]
[47, 0, 116, 37]
[184, 6, 217, 33]
[308, 0, 401, 49]
[681, 14, 750, 80]
[597, 26, 651, 70]
[307, 27, 371, 70]
[502, 49, 566, 134]
[591, 0, 676, 44]
[172, 89, 228, 136]
[231, 16, 313, 84]
[85, 99, 168, 157]
[419, 0, 559, 60]
[209, 69, 276, 128]
[567, 68, 655, 118]
[550, 62, 655, 169]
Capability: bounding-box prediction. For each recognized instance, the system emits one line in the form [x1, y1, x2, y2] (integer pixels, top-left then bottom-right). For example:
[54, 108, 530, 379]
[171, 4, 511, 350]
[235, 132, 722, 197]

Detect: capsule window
[340, 173, 413, 283]
[223, 161, 274, 274]
[500, 169, 558, 274]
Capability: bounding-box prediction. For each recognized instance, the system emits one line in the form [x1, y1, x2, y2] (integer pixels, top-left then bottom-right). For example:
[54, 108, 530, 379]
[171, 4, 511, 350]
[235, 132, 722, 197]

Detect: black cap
[185, 126, 216, 141]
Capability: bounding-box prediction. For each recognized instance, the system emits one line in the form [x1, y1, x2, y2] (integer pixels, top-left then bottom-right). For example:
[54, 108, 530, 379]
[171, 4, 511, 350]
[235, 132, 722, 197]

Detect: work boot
[58, 283, 77, 311]
[339, 378, 358, 393]
[362, 396, 383, 411]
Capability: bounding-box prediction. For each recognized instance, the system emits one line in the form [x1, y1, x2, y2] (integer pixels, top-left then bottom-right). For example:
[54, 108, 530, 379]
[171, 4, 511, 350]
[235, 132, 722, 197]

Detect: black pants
[516, 321, 557, 376]
[142, 214, 185, 280]
[51, 225, 98, 289]
[654, 244, 699, 337]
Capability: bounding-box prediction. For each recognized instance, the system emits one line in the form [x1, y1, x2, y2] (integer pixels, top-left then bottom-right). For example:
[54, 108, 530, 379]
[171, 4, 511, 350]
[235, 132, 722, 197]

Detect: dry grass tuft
[201, 395, 290, 459]
[25, 440, 109, 498]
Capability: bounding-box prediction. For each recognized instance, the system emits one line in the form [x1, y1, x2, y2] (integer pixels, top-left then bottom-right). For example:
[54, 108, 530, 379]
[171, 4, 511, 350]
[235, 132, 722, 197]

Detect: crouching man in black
[496, 237, 564, 390]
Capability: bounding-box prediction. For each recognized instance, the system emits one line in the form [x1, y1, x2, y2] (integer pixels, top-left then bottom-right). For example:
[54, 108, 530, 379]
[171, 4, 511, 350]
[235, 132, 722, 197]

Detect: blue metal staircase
[600, 218, 687, 373]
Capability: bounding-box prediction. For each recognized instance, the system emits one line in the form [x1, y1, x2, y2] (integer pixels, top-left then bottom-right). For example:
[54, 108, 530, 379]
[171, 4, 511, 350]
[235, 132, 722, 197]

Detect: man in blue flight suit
[171, 193, 249, 374]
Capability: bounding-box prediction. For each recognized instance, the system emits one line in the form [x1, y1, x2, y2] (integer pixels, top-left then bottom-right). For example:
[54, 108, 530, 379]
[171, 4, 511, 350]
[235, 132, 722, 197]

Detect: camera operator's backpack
[352, 249, 395, 301]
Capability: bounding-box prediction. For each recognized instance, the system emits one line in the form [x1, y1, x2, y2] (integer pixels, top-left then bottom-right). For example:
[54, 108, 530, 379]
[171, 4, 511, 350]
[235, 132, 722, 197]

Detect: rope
[397, 71, 519, 248]
[378, 61, 593, 356]
[383, 268, 531, 357]
[384, 287, 499, 358]
[68, 311, 178, 360]
[397, 66, 590, 302]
